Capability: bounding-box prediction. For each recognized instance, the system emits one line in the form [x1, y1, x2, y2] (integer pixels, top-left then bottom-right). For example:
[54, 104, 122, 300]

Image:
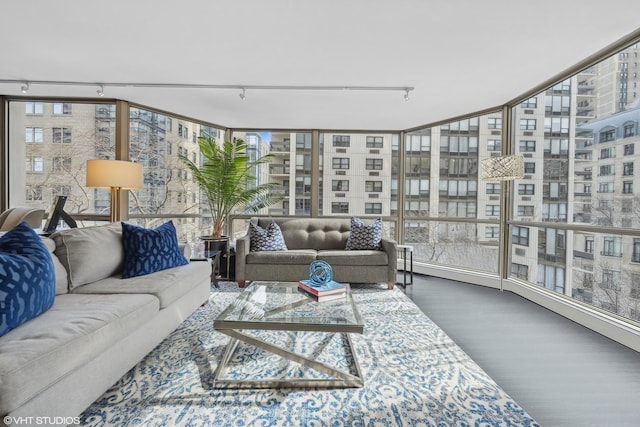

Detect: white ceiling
[1, 0, 640, 131]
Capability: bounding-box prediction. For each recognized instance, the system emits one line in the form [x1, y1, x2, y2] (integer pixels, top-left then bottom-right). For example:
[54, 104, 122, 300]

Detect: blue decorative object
[308, 260, 333, 285]
[0, 222, 55, 337]
[121, 221, 188, 279]
[345, 216, 383, 250]
[249, 221, 288, 251]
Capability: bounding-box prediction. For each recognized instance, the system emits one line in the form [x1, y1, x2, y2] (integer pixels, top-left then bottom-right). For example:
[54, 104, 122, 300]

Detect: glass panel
[319, 132, 398, 217]
[232, 131, 312, 218]
[129, 107, 224, 243]
[510, 44, 640, 323]
[404, 220, 498, 273]
[404, 130, 431, 216]
[406, 113, 496, 221]
[8, 101, 116, 227]
[404, 113, 500, 274]
[511, 226, 640, 321]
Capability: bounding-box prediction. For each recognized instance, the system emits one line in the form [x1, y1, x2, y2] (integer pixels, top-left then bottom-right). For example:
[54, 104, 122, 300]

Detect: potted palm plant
[179, 136, 281, 240]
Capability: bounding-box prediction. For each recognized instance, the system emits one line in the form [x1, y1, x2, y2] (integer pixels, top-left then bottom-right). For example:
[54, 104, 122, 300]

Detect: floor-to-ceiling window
[229, 131, 314, 238]
[404, 113, 501, 274]
[509, 44, 640, 323]
[6, 101, 225, 245]
[7, 101, 116, 223]
[319, 132, 398, 236]
[229, 130, 400, 239]
[127, 106, 224, 244]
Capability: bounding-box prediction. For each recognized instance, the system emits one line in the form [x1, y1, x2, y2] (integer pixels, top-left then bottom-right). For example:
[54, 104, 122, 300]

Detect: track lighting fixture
[2, 79, 414, 100]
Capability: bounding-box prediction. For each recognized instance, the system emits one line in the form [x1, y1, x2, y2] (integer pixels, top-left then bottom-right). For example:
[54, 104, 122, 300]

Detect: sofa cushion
[40, 236, 69, 295]
[72, 261, 211, 309]
[0, 223, 55, 337]
[345, 217, 383, 250]
[0, 293, 158, 415]
[249, 221, 287, 251]
[317, 249, 389, 266]
[246, 249, 317, 265]
[51, 223, 124, 290]
[121, 221, 188, 279]
[256, 218, 350, 250]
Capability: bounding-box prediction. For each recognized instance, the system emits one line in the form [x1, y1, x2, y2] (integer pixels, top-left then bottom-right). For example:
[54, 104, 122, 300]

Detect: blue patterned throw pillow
[121, 221, 188, 279]
[249, 221, 288, 251]
[0, 222, 55, 337]
[345, 216, 383, 250]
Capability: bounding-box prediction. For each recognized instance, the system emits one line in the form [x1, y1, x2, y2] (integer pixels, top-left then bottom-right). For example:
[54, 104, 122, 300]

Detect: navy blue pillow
[121, 221, 188, 279]
[0, 222, 55, 337]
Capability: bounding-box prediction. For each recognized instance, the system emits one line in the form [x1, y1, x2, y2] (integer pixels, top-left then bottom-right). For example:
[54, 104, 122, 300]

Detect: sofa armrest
[380, 238, 398, 283]
[235, 234, 251, 282]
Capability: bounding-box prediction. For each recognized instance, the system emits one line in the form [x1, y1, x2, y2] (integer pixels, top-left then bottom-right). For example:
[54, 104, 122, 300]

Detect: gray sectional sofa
[0, 223, 211, 424]
[235, 217, 397, 288]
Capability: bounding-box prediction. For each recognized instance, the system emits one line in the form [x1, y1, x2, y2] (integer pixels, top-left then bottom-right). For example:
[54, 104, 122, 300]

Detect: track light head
[404, 89, 410, 101]
[21, 83, 30, 93]
[97, 85, 104, 97]
[239, 88, 246, 100]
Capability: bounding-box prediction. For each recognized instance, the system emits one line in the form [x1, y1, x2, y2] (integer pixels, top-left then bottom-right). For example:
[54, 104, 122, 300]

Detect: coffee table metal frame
[213, 281, 364, 389]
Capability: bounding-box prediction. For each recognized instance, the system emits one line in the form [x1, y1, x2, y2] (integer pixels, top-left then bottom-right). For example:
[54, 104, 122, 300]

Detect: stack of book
[298, 279, 346, 302]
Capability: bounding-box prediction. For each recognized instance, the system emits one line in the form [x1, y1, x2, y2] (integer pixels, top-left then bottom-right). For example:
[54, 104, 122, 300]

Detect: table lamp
[86, 159, 143, 222]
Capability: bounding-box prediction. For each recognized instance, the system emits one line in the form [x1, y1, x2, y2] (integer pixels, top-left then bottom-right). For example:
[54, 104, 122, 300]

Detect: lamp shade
[480, 155, 525, 181]
[86, 160, 143, 189]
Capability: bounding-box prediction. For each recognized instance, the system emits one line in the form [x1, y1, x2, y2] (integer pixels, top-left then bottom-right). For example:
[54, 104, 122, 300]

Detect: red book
[298, 279, 346, 296]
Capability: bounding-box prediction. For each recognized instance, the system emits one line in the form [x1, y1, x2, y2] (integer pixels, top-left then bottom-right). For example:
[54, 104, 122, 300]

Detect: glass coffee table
[213, 281, 364, 388]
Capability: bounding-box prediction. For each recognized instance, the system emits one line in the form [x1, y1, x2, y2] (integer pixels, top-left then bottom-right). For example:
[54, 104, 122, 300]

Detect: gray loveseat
[0, 223, 211, 424]
[235, 217, 397, 289]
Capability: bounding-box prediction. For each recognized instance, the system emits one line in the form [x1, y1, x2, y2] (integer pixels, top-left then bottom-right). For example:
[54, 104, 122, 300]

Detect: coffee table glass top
[214, 281, 363, 333]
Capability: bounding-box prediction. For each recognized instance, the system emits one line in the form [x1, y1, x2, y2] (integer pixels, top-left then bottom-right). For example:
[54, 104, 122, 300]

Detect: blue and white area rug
[80, 283, 540, 426]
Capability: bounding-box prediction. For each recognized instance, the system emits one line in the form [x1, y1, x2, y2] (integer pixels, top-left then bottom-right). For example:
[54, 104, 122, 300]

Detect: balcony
[269, 164, 291, 175]
[573, 249, 594, 260]
[270, 143, 290, 153]
[270, 187, 289, 197]
[577, 81, 595, 94]
[267, 207, 288, 215]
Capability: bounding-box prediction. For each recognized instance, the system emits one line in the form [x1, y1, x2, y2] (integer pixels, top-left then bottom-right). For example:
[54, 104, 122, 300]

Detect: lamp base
[110, 187, 122, 223]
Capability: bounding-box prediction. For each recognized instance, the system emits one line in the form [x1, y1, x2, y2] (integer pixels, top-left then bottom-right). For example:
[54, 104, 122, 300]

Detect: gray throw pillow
[345, 217, 383, 250]
[51, 223, 124, 289]
[249, 221, 288, 251]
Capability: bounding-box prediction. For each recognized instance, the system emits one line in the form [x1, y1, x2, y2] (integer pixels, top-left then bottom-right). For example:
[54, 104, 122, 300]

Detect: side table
[191, 250, 222, 289]
[201, 236, 230, 280]
[396, 244, 414, 287]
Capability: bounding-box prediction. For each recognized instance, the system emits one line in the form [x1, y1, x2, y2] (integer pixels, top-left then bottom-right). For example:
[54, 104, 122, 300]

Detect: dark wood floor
[399, 274, 640, 427]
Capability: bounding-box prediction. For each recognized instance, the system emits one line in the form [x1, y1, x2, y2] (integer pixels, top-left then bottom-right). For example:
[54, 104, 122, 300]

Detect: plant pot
[200, 235, 229, 256]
